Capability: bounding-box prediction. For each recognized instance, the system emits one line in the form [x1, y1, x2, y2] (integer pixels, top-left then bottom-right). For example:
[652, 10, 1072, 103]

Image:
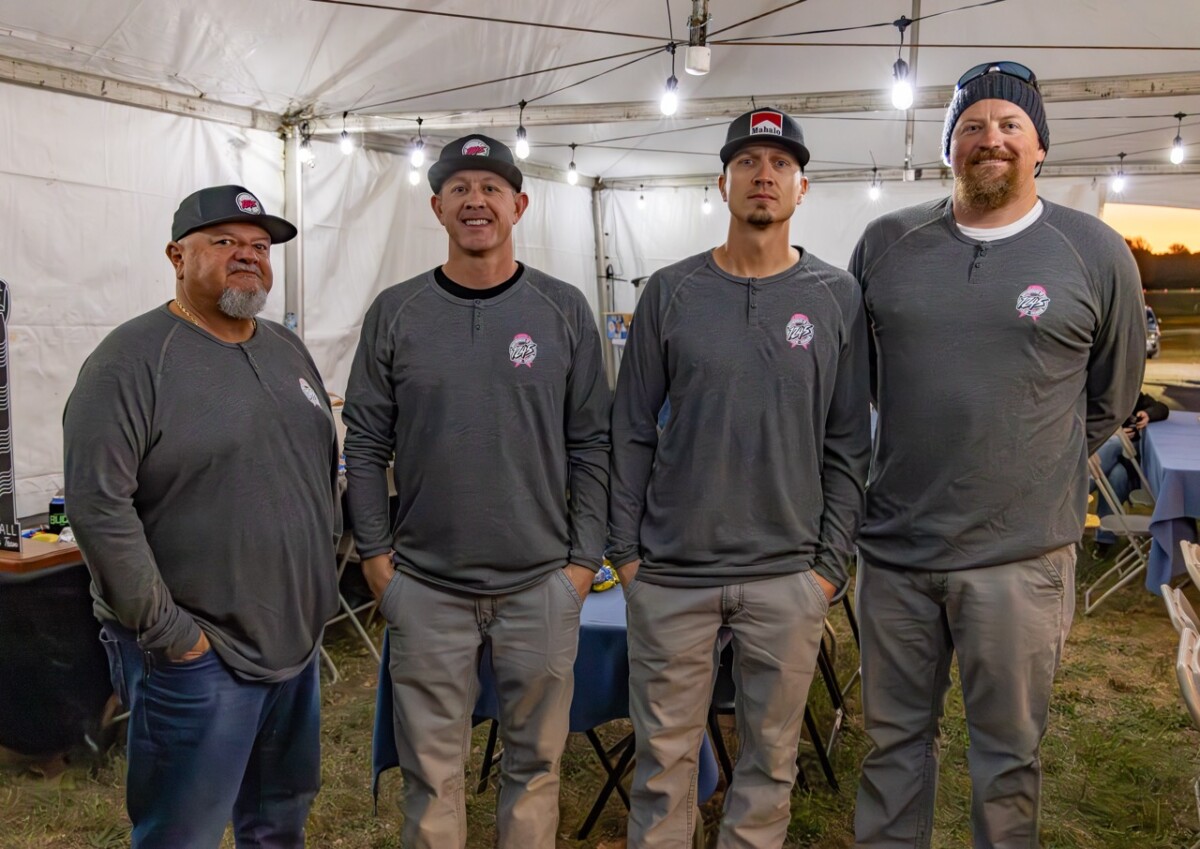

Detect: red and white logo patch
[234, 192, 262, 214]
[462, 139, 491, 157]
[749, 111, 783, 136]
[785, 313, 814, 349]
[508, 333, 537, 367]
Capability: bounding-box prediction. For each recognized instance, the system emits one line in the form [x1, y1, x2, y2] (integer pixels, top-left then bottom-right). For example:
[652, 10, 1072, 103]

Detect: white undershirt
[956, 199, 1043, 241]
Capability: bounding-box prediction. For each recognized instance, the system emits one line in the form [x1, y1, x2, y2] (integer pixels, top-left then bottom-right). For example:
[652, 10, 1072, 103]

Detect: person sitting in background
[1093, 391, 1169, 554]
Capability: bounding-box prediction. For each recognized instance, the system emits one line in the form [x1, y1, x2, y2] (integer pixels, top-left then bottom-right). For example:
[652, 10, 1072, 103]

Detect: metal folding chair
[319, 533, 382, 683]
[1116, 428, 1157, 508]
[1083, 453, 1153, 614]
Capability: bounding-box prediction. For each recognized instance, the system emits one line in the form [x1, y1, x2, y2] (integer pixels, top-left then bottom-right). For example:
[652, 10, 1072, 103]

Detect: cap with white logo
[428, 134, 523, 193]
[719, 108, 811, 169]
[170, 185, 297, 243]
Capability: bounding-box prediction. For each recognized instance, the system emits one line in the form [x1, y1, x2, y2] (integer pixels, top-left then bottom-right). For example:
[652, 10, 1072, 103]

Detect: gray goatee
[219, 285, 269, 320]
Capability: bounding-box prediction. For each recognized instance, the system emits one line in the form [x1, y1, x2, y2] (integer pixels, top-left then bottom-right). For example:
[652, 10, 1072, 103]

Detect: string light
[567, 143, 579, 185]
[411, 117, 426, 168]
[408, 167, 421, 186]
[339, 111, 355, 156]
[701, 186, 712, 215]
[298, 122, 315, 166]
[891, 17, 914, 111]
[515, 101, 530, 160]
[868, 166, 882, 201]
[1110, 152, 1127, 193]
[661, 44, 680, 116]
[637, 184, 646, 209]
[1171, 112, 1186, 165]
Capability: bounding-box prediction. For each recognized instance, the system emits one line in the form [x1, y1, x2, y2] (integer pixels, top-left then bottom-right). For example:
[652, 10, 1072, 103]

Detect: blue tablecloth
[371, 584, 717, 805]
[1141, 414, 1200, 592]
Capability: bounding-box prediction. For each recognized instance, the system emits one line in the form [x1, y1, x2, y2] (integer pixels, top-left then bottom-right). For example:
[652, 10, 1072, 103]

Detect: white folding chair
[1116, 428, 1157, 508]
[1163, 583, 1200, 635]
[1173, 626, 1200, 849]
[1183, 541, 1200, 590]
[320, 533, 383, 683]
[1084, 453, 1153, 614]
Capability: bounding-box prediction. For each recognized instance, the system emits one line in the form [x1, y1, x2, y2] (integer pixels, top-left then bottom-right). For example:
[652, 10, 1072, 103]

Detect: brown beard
[955, 156, 1021, 211]
[747, 207, 776, 227]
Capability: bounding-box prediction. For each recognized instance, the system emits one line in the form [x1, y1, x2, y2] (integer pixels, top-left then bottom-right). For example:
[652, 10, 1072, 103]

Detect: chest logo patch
[1016, 285, 1050, 321]
[508, 333, 537, 367]
[298, 377, 322, 408]
[785, 313, 815, 349]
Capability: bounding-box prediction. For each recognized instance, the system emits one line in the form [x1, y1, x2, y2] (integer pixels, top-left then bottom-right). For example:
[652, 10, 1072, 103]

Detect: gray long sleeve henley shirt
[852, 197, 1145, 571]
[342, 266, 610, 594]
[63, 306, 341, 682]
[608, 249, 872, 589]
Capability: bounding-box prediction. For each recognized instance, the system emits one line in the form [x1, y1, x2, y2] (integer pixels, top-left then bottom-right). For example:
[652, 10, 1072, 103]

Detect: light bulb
[408, 167, 420, 186]
[892, 59, 913, 110]
[567, 162, 579, 185]
[340, 130, 354, 155]
[1171, 135, 1185, 165]
[515, 127, 530, 160]
[411, 140, 425, 168]
[1110, 173, 1126, 194]
[298, 140, 314, 165]
[637, 194, 646, 210]
[661, 75, 679, 116]
[868, 184, 882, 201]
[701, 197, 712, 215]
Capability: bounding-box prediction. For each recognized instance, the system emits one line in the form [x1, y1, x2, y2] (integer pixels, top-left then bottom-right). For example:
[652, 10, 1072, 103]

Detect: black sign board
[0, 281, 20, 551]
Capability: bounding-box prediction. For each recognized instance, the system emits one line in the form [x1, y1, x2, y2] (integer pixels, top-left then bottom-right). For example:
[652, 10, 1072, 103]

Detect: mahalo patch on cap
[942, 69, 1049, 166]
[428, 134, 524, 193]
[171, 185, 297, 243]
[720, 108, 810, 169]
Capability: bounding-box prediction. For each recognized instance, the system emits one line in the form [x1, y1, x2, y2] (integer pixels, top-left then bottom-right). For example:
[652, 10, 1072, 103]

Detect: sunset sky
[1102, 203, 1200, 253]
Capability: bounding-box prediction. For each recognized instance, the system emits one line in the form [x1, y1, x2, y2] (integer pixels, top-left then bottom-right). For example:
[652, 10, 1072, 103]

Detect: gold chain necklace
[173, 299, 256, 333]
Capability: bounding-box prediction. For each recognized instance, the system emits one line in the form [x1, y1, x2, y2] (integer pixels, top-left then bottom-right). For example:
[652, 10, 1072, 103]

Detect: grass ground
[2, 542, 1198, 848]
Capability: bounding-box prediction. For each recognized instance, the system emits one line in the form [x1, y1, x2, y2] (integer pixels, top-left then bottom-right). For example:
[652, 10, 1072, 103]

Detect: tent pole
[283, 128, 305, 339]
[591, 186, 617, 387]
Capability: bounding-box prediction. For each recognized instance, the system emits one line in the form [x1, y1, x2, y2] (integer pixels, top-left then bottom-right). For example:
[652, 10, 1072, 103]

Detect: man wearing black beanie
[850, 62, 1145, 847]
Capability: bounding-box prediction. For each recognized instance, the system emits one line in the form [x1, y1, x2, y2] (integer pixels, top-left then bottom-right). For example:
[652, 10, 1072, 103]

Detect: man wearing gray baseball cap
[64, 184, 339, 847]
[610, 108, 870, 847]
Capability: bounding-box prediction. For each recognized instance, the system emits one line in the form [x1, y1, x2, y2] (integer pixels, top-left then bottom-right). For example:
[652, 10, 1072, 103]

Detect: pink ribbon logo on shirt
[1016, 285, 1050, 321]
[785, 313, 815, 349]
[508, 333, 537, 367]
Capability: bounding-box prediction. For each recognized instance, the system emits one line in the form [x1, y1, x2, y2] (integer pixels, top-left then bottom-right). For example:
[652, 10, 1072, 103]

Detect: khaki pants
[854, 546, 1076, 849]
[625, 570, 830, 849]
[379, 569, 583, 849]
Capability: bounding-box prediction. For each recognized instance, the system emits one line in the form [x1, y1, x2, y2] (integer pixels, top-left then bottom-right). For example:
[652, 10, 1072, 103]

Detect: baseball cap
[719, 108, 811, 169]
[171, 185, 297, 244]
[428, 135, 524, 193]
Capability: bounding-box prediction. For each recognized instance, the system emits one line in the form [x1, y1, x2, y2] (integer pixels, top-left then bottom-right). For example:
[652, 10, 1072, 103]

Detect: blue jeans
[101, 625, 322, 849]
[1094, 436, 1133, 544]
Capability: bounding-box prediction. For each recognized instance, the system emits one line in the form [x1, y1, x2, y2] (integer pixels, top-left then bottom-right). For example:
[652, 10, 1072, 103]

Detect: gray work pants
[379, 568, 582, 849]
[625, 570, 830, 849]
[854, 546, 1076, 849]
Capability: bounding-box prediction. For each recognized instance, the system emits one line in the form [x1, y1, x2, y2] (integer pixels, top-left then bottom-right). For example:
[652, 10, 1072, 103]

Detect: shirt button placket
[474, 299, 482, 339]
[748, 279, 759, 326]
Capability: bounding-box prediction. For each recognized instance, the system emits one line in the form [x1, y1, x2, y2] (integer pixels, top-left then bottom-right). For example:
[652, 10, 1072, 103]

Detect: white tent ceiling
[2, 0, 1200, 188]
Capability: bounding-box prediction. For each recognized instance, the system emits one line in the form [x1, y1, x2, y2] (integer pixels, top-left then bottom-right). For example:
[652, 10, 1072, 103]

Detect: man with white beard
[64, 185, 340, 848]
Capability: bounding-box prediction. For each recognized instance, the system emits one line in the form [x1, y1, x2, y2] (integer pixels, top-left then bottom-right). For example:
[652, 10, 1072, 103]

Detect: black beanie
[941, 72, 1049, 166]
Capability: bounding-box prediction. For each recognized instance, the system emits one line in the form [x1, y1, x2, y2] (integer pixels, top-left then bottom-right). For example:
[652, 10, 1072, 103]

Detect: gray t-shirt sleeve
[563, 296, 612, 571]
[343, 295, 401, 560]
[607, 273, 668, 568]
[63, 333, 202, 660]
[811, 279, 872, 589]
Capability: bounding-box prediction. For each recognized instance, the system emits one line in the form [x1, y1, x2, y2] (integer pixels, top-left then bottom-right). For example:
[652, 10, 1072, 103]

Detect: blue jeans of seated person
[1094, 435, 1133, 545]
[101, 625, 321, 849]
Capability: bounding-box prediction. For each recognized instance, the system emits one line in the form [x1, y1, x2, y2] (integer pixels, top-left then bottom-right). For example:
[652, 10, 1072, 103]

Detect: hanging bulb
[1171, 136, 1185, 165]
[701, 187, 712, 215]
[868, 183, 882, 201]
[1111, 152, 1127, 193]
[892, 59, 914, 110]
[567, 143, 579, 185]
[408, 167, 421, 186]
[340, 130, 355, 156]
[637, 185, 646, 210]
[298, 137, 315, 165]
[661, 75, 679, 116]
[411, 139, 426, 168]
[515, 126, 530, 160]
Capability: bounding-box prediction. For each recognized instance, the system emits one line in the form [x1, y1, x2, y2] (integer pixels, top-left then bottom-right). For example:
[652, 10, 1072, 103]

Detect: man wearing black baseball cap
[850, 63, 1144, 847]
[610, 108, 870, 847]
[64, 185, 339, 846]
[344, 135, 609, 848]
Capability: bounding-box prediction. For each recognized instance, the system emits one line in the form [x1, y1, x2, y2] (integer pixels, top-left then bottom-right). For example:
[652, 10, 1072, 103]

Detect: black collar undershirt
[435, 262, 525, 300]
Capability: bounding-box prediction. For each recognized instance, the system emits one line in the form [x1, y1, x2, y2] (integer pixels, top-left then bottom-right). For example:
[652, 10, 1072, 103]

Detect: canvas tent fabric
[1, 0, 1198, 515]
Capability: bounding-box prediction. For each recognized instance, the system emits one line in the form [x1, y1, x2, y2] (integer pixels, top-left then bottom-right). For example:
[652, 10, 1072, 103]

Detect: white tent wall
[0, 83, 286, 517]
[603, 177, 1104, 313]
[299, 143, 599, 395]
